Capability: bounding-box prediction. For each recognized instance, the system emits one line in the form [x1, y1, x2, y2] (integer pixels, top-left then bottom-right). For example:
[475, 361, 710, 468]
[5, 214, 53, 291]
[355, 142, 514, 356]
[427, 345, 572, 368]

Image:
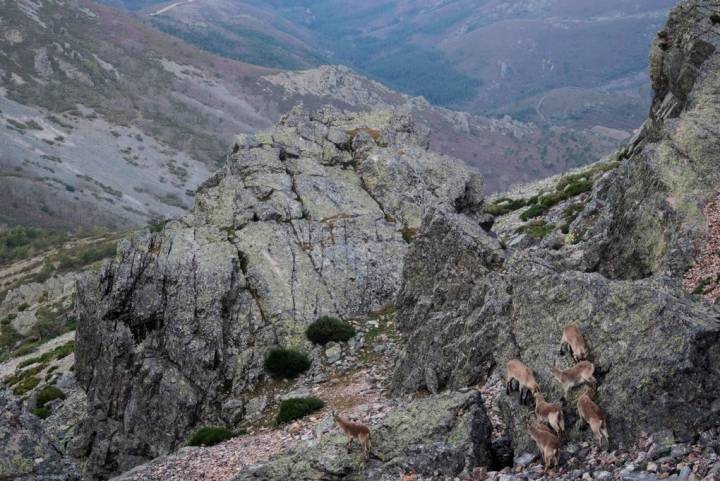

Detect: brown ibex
[533, 392, 565, 436]
[506, 359, 541, 405]
[560, 323, 588, 362]
[550, 360, 596, 399]
[577, 387, 609, 448]
[332, 411, 371, 459]
[527, 421, 560, 472]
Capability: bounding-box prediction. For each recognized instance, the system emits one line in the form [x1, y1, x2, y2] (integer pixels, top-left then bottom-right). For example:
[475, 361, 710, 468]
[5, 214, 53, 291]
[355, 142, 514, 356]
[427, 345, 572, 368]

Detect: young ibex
[533, 392, 565, 436]
[577, 387, 609, 448]
[527, 421, 560, 472]
[332, 410, 371, 459]
[550, 360, 596, 399]
[560, 323, 588, 362]
[506, 359, 540, 405]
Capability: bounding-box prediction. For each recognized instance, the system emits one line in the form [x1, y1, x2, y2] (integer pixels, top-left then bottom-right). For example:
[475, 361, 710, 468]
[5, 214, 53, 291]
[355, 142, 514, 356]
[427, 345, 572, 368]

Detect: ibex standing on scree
[533, 392, 565, 436]
[527, 421, 560, 472]
[332, 411, 371, 459]
[506, 359, 541, 405]
[560, 323, 588, 362]
[577, 387, 609, 448]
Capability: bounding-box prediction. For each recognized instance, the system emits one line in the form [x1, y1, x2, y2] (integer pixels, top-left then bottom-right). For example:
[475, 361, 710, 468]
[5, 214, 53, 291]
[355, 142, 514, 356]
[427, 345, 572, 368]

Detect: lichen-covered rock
[74, 106, 481, 478]
[392, 1, 720, 457]
[0, 389, 81, 481]
[588, 1, 719, 280]
[392, 210, 720, 454]
[234, 390, 491, 480]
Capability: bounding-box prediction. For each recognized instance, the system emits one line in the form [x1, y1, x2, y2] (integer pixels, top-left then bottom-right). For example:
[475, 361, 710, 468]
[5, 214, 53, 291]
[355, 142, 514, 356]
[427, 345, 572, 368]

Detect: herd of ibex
[329, 323, 607, 470]
[507, 323, 609, 471]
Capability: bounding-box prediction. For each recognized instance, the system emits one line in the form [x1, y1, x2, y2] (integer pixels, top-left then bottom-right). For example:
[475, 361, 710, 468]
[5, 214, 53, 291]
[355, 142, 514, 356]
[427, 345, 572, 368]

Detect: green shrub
[519, 204, 548, 222]
[264, 348, 311, 379]
[516, 221, 555, 239]
[31, 407, 51, 419]
[306, 316, 355, 345]
[711, 13, 720, 24]
[12, 375, 40, 396]
[17, 303, 30, 312]
[401, 226, 417, 244]
[562, 179, 593, 197]
[187, 426, 237, 447]
[36, 385, 65, 408]
[276, 397, 325, 424]
[485, 197, 528, 216]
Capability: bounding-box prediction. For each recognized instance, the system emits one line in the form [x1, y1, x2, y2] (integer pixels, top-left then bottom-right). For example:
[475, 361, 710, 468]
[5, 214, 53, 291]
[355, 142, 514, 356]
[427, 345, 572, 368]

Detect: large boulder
[393, 209, 720, 453]
[0, 389, 80, 481]
[235, 390, 492, 480]
[73, 106, 482, 478]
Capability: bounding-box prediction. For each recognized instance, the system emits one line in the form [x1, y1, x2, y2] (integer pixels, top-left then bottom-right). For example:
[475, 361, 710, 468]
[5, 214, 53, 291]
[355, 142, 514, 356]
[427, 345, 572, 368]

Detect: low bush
[12, 374, 40, 396]
[519, 204, 548, 222]
[263, 348, 311, 379]
[401, 226, 418, 244]
[31, 407, 51, 419]
[276, 397, 325, 425]
[36, 385, 65, 408]
[516, 221, 555, 239]
[306, 316, 355, 345]
[187, 426, 237, 447]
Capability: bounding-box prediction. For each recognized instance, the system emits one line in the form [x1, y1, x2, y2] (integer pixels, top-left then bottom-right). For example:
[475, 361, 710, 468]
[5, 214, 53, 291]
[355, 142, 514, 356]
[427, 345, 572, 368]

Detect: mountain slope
[0, 0, 624, 231]
[137, 0, 675, 131]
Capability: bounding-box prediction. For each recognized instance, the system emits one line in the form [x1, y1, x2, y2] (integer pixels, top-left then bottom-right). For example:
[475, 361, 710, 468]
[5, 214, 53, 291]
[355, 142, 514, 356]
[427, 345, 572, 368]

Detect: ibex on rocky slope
[560, 323, 588, 362]
[577, 387, 609, 448]
[550, 360, 596, 400]
[533, 392, 565, 436]
[506, 359, 541, 405]
[332, 411, 371, 459]
[527, 421, 560, 472]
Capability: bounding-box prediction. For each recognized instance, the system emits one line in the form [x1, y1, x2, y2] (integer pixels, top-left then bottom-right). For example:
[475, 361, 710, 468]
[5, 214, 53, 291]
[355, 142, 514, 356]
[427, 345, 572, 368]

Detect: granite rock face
[392, 0, 720, 456]
[234, 391, 491, 481]
[590, 0, 719, 280]
[0, 389, 81, 481]
[73, 106, 480, 478]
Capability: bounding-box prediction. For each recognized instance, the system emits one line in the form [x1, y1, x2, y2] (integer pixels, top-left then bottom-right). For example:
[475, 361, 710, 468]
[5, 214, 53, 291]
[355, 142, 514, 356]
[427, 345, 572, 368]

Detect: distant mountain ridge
[0, 0, 623, 231]
[126, 0, 675, 131]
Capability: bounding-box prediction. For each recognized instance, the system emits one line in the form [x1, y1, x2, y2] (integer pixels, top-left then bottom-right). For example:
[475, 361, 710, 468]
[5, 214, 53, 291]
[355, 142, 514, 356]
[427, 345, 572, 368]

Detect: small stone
[677, 466, 692, 481]
[671, 445, 691, 459]
[325, 343, 342, 364]
[596, 471, 613, 481]
[648, 462, 659, 472]
[514, 452, 535, 467]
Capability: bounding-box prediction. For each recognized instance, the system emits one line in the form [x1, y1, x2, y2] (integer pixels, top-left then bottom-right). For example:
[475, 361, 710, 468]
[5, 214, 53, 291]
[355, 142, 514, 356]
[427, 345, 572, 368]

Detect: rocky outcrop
[392, 0, 720, 457]
[0, 389, 81, 481]
[73, 106, 481, 478]
[234, 390, 491, 481]
[589, 1, 719, 280]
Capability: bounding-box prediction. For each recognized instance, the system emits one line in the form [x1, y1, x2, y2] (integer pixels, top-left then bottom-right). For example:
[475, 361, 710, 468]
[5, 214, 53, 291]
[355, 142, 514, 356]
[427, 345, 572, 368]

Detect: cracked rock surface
[73, 105, 481, 478]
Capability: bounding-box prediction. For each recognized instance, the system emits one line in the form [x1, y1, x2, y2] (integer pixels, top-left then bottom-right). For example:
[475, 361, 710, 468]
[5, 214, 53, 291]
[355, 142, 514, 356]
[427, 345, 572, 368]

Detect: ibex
[527, 421, 560, 472]
[506, 359, 540, 405]
[577, 387, 609, 448]
[560, 323, 588, 362]
[533, 392, 565, 436]
[550, 360, 596, 399]
[332, 410, 370, 459]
